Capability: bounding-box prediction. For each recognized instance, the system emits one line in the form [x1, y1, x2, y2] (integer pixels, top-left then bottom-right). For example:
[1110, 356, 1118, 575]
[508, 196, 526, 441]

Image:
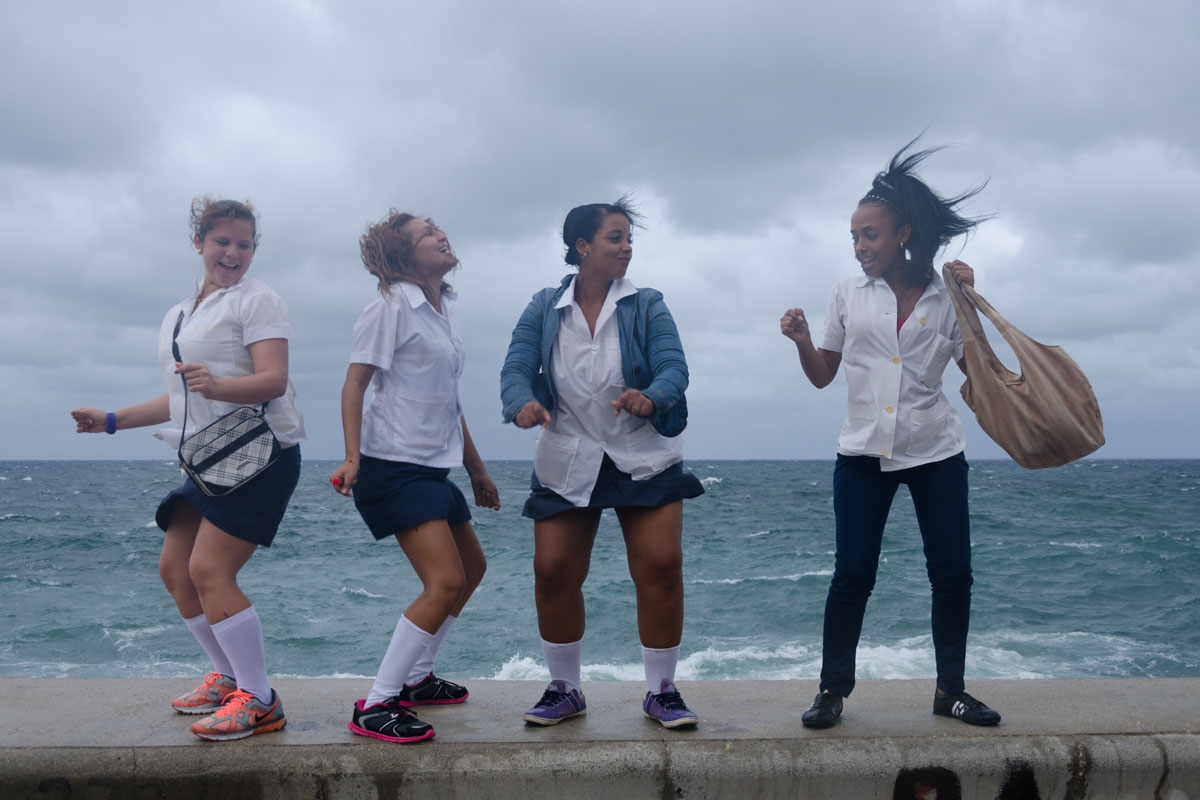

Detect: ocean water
[1, 459, 1197, 684]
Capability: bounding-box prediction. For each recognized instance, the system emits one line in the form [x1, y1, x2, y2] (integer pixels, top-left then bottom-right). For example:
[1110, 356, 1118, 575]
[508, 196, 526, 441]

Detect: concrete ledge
[1, 678, 1197, 799]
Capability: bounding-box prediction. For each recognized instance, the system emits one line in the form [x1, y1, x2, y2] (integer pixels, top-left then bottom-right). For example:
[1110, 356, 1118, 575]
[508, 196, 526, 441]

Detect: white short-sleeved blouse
[350, 281, 465, 468]
[819, 271, 965, 471]
[155, 277, 305, 449]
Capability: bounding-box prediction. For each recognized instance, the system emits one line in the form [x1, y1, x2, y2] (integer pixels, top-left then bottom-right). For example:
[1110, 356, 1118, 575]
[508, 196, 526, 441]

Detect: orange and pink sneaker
[190, 689, 286, 741]
[172, 673, 238, 715]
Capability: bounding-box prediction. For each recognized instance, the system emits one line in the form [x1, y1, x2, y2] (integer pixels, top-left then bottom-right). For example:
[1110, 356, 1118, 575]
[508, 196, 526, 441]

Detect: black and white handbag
[172, 311, 282, 497]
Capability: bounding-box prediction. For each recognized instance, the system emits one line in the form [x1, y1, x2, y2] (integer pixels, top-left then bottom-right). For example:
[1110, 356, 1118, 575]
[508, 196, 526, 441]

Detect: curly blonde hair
[190, 196, 260, 247]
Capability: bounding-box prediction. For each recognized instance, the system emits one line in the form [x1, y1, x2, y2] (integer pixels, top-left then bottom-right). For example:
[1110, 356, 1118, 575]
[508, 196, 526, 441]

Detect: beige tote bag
[942, 265, 1104, 469]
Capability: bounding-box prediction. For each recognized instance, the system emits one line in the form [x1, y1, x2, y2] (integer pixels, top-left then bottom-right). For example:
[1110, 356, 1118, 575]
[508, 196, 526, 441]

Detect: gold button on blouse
[885, 406, 895, 414]
[892, 356, 900, 365]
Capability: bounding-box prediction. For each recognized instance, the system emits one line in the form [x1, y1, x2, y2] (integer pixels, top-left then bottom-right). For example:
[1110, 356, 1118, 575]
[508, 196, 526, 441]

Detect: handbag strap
[171, 311, 190, 444]
[171, 310, 268, 448]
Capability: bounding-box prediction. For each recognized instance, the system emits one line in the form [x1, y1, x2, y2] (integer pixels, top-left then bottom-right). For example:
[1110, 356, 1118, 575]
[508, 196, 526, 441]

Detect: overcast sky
[2, 0, 1197, 463]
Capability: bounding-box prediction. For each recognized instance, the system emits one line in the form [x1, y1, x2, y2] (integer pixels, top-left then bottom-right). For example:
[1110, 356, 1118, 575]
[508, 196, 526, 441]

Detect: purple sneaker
[643, 680, 699, 729]
[522, 679, 587, 726]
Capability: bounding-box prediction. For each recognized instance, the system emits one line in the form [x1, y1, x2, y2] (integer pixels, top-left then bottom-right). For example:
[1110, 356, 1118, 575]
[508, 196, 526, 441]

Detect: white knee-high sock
[542, 639, 583, 693]
[367, 615, 436, 707]
[210, 606, 271, 702]
[641, 645, 680, 694]
[184, 613, 234, 678]
[405, 614, 456, 686]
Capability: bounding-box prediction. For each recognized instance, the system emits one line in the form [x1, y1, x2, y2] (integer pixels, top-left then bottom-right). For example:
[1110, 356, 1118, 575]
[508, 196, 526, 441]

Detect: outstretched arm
[71, 394, 171, 434]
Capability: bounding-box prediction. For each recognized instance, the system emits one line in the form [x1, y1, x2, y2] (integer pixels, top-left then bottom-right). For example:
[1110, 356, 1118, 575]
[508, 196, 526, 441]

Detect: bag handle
[941, 265, 1024, 385]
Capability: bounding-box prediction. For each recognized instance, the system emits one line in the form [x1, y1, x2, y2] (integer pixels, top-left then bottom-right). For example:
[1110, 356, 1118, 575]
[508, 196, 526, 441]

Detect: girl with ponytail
[780, 139, 1001, 729]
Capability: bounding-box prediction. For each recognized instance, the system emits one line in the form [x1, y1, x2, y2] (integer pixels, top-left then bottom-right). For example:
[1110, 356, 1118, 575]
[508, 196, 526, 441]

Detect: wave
[699, 476, 722, 486]
[341, 586, 385, 600]
[691, 570, 832, 585]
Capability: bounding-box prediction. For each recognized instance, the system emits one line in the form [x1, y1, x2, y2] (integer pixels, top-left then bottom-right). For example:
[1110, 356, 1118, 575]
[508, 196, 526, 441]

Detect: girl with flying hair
[331, 211, 498, 743]
[781, 140, 1001, 729]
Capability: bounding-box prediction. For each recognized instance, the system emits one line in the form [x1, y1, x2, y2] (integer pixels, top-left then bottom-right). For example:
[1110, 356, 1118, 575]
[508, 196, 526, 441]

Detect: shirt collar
[397, 280, 456, 309]
[554, 276, 637, 309]
[854, 270, 948, 296]
[190, 276, 247, 305]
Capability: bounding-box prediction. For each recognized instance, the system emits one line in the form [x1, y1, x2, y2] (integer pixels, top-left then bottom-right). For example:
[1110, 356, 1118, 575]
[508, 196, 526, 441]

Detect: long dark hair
[860, 137, 991, 287]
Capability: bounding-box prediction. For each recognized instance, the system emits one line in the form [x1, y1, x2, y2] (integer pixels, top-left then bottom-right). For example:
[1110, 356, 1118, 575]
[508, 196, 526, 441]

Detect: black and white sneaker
[933, 691, 1001, 726]
[396, 673, 469, 707]
[801, 690, 843, 729]
[348, 697, 435, 743]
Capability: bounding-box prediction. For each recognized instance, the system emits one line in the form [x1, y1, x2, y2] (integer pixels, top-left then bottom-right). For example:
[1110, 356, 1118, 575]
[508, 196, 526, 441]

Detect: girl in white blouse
[781, 141, 1002, 730]
[72, 197, 303, 741]
[331, 211, 498, 744]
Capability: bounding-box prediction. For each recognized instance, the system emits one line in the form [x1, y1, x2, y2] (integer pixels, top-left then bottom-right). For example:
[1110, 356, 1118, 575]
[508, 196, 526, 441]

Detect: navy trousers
[818, 452, 972, 697]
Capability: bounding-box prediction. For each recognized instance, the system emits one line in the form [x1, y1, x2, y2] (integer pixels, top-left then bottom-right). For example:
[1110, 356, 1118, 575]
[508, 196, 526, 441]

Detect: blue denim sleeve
[639, 292, 688, 414]
[500, 293, 547, 423]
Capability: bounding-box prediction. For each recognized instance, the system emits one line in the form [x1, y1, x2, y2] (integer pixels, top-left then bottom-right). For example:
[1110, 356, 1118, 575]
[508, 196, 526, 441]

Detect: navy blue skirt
[522, 454, 705, 520]
[353, 456, 471, 540]
[155, 445, 301, 547]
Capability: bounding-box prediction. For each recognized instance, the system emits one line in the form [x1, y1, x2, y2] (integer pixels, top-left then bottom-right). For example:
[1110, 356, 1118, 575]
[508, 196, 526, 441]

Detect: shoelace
[813, 693, 840, 711]
[535, 688, 569, 707]
[218, 690, 255, 715]
[654, 691, 688, 710]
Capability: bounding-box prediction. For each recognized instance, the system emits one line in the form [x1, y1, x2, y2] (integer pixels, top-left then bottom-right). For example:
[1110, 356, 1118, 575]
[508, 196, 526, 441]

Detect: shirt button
[591, 345, 599, 352]
[892, 357, 900, 365]
[885, 406, 894, 414]
[919, 317, 926, 325]
[881, 450, 889, 457]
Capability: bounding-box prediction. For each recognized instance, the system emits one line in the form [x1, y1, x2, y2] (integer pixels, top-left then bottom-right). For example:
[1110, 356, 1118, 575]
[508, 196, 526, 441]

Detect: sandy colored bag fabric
[942, 265, 1104, 469]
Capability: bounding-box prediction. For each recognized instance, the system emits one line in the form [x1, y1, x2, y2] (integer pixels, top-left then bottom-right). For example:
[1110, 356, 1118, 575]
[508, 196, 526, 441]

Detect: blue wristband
[105, 412, 116, 435]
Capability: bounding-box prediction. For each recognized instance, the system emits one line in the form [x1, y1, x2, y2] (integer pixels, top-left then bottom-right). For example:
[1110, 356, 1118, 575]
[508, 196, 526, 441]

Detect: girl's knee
[158, 555, 190, 594]
[425, 566, 467, 606]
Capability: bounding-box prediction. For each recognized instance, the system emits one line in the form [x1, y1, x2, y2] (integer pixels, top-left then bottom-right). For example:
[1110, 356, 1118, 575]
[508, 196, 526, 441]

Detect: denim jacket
[500, 274, 689, 437]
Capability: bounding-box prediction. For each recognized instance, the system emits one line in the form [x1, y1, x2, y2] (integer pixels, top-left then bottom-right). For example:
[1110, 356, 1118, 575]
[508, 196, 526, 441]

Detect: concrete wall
[2, 678, 1197, 799]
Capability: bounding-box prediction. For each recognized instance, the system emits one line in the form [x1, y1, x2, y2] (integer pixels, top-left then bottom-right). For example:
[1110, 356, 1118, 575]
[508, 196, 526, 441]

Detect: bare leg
[533, 508, 601, 643]
[617, 502, 684, 649]
[395, 519, 469, 633]
[158, 501, 203, 619]
[188, 520, 258, 624]
[447, 521, 487, 617]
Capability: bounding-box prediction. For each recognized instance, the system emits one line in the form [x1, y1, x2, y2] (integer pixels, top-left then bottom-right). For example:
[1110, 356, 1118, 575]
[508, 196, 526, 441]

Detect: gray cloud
[2, 0, 1197, 462]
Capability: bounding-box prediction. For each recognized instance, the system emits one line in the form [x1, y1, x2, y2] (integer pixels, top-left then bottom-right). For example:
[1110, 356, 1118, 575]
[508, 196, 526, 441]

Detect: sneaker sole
[522, 708, 586, 726]
[933, 709, 1001, 727]
[192, 717, 287, 741]
[644, 712, 698, 729]
[801, 716, 841, 729]
[395, 692, 468, 708]
[173, 702, 228, 715]
[347, 721, 436, 743]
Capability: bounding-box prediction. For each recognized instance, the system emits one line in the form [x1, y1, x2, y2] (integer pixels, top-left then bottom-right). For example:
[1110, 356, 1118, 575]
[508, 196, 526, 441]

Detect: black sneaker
[396, 673, 469, 707]
[348, 697, 435, 743]
[801, 690, 843, 729]
[933, 691, 1001, 726]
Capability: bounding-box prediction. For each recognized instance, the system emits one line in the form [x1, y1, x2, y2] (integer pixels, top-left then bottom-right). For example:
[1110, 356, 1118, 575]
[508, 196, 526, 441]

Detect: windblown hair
[190, 196, 260, 248]
[360, 210, 449, 295]
[561, 193, 643, 266]
[860, 137, 991, 287]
